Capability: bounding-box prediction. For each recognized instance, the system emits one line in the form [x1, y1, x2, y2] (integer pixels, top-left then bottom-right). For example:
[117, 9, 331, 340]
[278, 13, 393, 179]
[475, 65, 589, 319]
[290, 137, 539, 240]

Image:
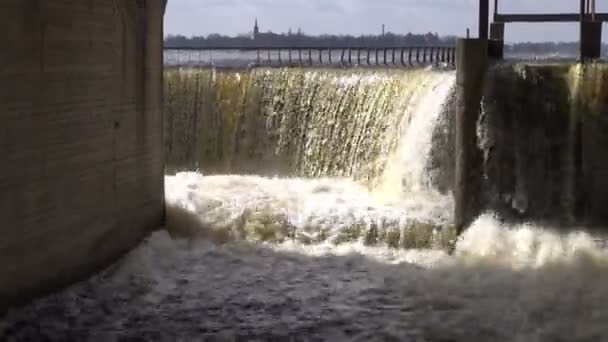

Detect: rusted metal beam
[495, 12, 608, 22]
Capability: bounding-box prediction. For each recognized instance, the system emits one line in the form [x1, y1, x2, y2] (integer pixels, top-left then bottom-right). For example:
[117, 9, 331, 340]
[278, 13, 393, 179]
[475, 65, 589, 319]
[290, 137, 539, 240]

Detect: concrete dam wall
[480, 64, 608, 226]
[0, 0, 165, 312]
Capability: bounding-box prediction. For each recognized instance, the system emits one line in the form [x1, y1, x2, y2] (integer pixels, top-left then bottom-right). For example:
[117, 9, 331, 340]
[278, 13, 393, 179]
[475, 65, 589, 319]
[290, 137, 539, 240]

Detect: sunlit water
[3, 70, 608, 341]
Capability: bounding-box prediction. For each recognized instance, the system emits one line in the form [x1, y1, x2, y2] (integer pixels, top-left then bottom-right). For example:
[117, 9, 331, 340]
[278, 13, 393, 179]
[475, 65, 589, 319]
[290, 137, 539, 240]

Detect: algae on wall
[480, 63, 608, 225]
[567, 64, 608, 223]
[164, 68, 447, 189]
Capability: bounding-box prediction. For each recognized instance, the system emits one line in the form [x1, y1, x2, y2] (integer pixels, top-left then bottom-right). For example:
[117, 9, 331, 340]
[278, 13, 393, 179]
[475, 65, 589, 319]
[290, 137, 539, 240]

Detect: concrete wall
[0, 0, 165, 312]
[480, 64, 608, 227]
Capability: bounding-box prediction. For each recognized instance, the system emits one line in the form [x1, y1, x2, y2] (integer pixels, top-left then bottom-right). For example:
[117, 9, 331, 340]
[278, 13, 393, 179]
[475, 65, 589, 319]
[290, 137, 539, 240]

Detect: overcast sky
[165, 0, 608, 42]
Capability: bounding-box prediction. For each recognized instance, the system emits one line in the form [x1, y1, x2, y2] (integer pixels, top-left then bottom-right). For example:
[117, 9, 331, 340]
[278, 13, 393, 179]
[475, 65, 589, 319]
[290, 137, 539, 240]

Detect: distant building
[252, 18, 283, 44]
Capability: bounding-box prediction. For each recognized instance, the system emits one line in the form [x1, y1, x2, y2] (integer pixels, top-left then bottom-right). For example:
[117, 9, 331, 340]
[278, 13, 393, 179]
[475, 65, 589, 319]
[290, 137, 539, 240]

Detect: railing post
[435, 46, 441, 64]
[408, 47, 413, 65]
[430, 47, 434, 63]
[319, 49, 323, 64]
[328, 49, 332, 64]
[278, 49, 282, 65]
[401, 48, 405, 66]
[367, 49, 371, 66]
[357, 49, 361, 65]
[298, 49, 303, 65]
[309, 49, 313, 65]
[383, 48, 388, 65]
[416, 47, 420, 64]
[257, 49, 261, 65]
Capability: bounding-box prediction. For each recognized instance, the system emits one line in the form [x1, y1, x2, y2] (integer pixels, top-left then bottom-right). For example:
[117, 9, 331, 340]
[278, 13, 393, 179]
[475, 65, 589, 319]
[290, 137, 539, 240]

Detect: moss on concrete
[481, 63, 608, 226]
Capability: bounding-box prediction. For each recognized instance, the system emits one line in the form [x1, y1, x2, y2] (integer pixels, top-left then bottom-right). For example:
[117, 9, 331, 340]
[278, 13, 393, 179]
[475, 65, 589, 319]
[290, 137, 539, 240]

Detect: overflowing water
[3, 67, 608, 341]
[164, 68, 455, 190]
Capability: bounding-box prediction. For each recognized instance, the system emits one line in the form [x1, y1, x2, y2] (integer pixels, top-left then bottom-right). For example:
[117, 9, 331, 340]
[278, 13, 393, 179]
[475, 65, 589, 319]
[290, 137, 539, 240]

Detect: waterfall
[163, 67, 458, 247]
[376, 72, 456, 199]
[164, 68, 455, 191]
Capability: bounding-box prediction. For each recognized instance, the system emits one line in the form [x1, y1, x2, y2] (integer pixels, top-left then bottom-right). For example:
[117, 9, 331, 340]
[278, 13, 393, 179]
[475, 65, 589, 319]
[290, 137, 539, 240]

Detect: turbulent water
[3, 67, 608, 341]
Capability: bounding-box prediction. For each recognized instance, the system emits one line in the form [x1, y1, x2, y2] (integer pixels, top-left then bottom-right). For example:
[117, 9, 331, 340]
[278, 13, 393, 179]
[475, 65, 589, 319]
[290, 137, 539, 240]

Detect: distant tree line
[506, 42, 608, 56]
[505, 42, 578, 55]
[164, 32, 458, 48]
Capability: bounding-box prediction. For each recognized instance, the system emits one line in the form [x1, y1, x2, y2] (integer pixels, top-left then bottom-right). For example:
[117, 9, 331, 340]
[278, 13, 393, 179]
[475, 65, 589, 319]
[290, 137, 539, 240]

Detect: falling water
[3, 66, 608, 341]
[164, 68, 454, 188]
[164, 67, 458, 247]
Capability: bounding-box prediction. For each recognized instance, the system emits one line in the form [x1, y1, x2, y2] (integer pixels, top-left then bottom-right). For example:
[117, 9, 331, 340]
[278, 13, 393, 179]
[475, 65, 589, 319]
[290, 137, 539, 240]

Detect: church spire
[253, 17, 260, 40]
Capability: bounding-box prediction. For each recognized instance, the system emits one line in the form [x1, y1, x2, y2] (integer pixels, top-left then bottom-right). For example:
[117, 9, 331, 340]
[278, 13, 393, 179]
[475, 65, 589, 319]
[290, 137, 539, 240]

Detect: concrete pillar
[580, 21, 602, 60]
[455, 39, 488, 234]
[479, 0, 489, 40]
[490, 22, 504, 40]
[489, 22, 504, 59]
[146, 0, 167, 224]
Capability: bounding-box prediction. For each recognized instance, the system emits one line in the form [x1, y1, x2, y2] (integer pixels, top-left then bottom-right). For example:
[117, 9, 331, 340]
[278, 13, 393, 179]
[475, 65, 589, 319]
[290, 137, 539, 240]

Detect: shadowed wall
[0, 0, 165, 312]
[480, 63, 608, 227]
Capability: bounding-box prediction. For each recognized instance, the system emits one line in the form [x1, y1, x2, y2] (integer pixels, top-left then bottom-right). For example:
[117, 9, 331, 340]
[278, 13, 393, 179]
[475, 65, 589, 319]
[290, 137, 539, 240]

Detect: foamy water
[165, 173, 454, 248]
[3, 173, 607, 341]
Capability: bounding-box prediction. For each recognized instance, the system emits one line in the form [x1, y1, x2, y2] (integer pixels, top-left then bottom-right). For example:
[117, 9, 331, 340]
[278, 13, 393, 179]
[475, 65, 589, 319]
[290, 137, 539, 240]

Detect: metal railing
[164, 46, 456, 69]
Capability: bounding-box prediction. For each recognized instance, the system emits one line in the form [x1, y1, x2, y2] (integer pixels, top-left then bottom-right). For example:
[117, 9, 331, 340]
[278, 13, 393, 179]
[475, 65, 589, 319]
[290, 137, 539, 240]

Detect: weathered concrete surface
[480, 64, 608, 227]
[0, 0, 165, 312]
[455, 39, 487, 233]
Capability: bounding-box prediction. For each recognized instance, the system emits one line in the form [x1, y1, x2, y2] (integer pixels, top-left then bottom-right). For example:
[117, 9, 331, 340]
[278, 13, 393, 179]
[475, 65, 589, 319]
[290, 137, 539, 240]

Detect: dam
[2, 1, 608, 341]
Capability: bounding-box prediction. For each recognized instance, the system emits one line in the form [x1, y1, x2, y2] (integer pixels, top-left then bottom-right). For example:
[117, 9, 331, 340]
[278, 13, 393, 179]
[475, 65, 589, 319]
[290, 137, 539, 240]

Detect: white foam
[38, 199, 603, 340]
[165, 172, 453, 247]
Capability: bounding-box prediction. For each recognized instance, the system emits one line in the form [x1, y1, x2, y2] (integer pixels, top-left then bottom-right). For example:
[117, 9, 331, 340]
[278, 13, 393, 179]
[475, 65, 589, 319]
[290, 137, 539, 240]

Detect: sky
[165, 0, 608, 42]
